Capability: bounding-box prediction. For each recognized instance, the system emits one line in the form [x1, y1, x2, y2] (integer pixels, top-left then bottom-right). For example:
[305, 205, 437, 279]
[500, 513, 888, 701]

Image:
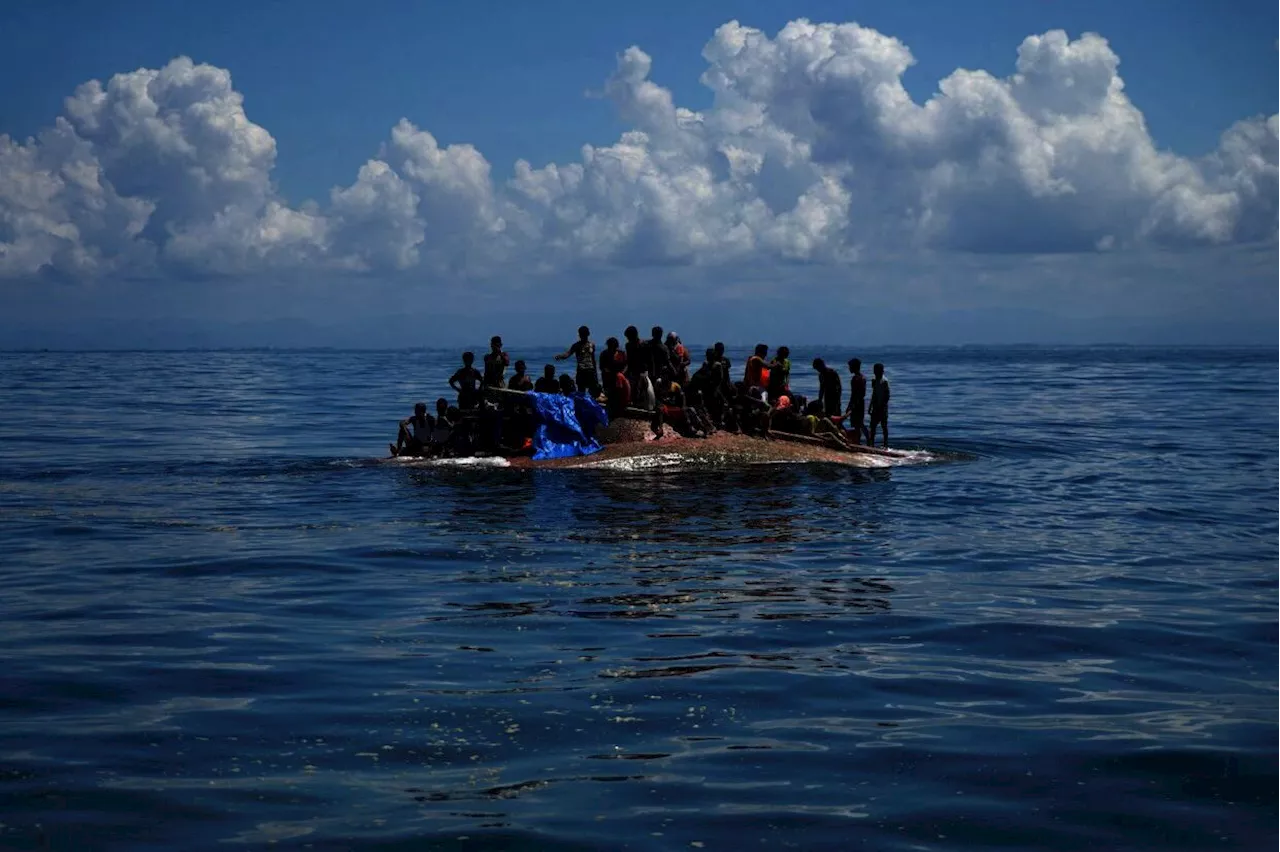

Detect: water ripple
[0, 347, 1274, 850]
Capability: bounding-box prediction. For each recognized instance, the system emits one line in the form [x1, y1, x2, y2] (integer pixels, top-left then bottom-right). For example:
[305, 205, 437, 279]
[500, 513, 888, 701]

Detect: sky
[0, 0, 1276, 348]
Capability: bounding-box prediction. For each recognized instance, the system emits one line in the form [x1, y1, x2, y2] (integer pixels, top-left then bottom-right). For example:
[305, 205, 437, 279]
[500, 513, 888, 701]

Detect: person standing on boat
[845, 358, 869, 445]
[768, 346, 792, 402]
[555, 326, 599, 397]
[745, 344, 769, 393]
[713, 341, 731, 376]
[868, 362, 890, 447]
[429, 398, 453, 452]
[712, 342, 735, 407]
[665, 331, 691, 385]
[813, 358, 843, 418]
[482, 336, 509, 389]
[646, 326, 672, 382]
[690, 348, 725, 422]
[599, 337, 625, 390]
[606, 367, 632, 416]
[508, 360, 534, 392]
[624, 326, 645, 384]
[449, 352, 484, 410]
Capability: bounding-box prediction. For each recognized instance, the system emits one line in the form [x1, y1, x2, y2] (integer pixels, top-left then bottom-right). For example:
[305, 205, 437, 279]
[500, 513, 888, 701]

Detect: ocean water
[0, 345, 1275, 852]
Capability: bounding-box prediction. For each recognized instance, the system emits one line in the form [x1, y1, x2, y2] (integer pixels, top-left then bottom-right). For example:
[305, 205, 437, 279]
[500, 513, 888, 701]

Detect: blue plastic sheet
[527, 392, 610, 461]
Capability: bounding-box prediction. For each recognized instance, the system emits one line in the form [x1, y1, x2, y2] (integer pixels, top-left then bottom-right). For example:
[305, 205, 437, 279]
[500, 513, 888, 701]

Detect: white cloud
[0, 22, 1274, 283]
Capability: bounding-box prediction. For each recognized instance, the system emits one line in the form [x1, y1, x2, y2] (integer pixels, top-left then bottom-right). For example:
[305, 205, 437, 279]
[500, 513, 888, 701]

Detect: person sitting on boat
[845, 358, 869, 445]
[683, 386, 715, 437]
[555, 325, 599, 397]
[428, 399, 454, 452]
[558, 373, 577, 396]
[733, 382, 770, 435]
[768, 346, 792, 401]
[813, 358, 843, 418]
[804, 400, 854, 449]
[663, 375, 713, 437]
[391, 402, 433, 456]
[449, 351, 484, 410]
[764, 393, 803, 439]
[534, 364, 560, 394]
[474, 397, 505, 454]
[631, 369, 657, 412]
[508, 360, 534, 392]
[690, 348, 718, 389]
[482, 336, 509, 389]
[690, 348, 729, 427]
[443, 408, 476, 457]
[868, 362, 890, 448]
[658, 397, 709, 439]
[606, 367, 632, 416]
[744, 344, 769, 394]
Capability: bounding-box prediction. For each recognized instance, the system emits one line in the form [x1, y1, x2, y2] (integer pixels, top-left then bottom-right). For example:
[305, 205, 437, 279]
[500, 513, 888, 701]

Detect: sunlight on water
[0, 346, 1274, 851]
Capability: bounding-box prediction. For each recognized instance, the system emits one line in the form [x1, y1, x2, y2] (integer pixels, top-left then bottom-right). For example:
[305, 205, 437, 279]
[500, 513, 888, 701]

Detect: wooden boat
[387, 387, 919, 470]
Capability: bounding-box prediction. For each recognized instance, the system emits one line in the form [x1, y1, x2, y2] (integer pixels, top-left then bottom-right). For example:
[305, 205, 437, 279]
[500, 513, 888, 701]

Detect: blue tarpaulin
[527, 392, 609, 461]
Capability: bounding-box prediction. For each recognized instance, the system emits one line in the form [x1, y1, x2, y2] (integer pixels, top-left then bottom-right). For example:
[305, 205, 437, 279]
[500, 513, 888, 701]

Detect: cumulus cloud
[0, 21, 1274, 282]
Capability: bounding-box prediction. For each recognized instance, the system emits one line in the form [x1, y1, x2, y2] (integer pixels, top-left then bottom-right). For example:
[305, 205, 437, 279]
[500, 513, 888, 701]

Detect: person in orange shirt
[744, 344, 769, 391]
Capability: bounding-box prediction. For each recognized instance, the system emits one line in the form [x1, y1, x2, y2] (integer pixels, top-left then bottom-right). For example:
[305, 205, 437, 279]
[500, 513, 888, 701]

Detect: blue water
[0, 346, 1275, 851]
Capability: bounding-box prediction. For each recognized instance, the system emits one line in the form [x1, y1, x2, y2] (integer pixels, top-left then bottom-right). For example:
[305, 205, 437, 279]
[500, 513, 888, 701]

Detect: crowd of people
[390, 326, 892, 458]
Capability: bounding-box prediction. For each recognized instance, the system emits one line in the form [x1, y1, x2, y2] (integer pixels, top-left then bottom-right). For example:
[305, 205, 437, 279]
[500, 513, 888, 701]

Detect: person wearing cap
[390, 401, 434, 456]
[482, 335, 509, 389]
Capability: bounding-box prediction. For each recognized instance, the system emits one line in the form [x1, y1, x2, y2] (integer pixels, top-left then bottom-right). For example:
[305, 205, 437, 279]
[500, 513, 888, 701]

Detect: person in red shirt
[609, 369, 632, 415]
[598, 337, 626, 398]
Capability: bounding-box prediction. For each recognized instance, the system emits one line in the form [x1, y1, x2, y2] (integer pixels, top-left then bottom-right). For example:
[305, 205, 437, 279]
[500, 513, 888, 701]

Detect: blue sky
[0, 0, 1275, 347]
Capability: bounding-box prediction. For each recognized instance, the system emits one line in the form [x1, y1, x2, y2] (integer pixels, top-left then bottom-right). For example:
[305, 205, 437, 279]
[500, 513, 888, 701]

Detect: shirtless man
[508, 360, 534, 392]
[813, 358, 842, 418]
[744, 344, 769, 392]
[482, 336, 509, 389]
[868, 362, 891, 448]
[449, 352, 484, 410]
[391, 402, 433, 456]
[845, 358, 869, 445]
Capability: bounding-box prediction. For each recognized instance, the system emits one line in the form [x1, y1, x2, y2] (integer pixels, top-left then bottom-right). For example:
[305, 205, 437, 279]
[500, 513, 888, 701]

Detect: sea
[0, 345, 1275, 852]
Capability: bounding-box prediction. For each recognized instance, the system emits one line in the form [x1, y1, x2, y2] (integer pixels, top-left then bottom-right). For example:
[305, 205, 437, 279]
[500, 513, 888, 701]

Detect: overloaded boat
[388, 387, 923, 470]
